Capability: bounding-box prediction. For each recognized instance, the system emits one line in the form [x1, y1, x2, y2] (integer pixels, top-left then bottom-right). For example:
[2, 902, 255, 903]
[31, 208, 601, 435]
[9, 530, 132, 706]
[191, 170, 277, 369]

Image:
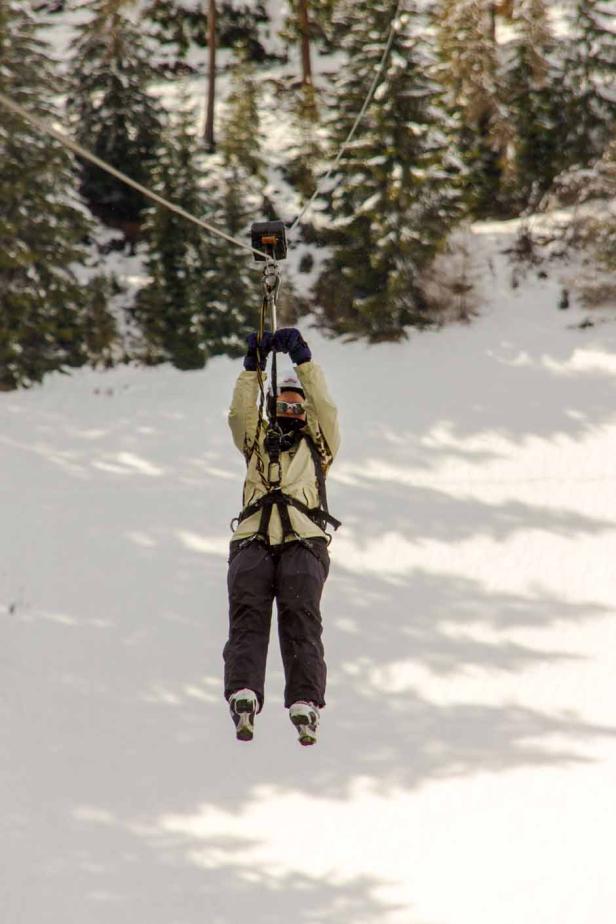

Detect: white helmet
[274, 373, 305, 398]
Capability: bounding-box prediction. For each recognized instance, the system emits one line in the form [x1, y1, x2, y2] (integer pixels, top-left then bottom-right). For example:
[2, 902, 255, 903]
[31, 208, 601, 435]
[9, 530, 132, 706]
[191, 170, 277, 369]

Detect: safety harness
[232, 429, 342, 548]
[231, 225, 341, 551]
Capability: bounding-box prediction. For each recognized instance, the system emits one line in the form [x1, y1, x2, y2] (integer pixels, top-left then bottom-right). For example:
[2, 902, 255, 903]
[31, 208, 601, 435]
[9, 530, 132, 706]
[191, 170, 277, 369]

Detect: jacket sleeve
[228, 370, 266, 461]
[297, 361, 341, 465]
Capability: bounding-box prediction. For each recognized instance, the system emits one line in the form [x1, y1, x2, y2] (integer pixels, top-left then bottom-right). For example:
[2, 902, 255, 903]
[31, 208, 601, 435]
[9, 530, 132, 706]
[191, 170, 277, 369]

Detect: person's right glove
[273, 328, 312, 365]
[244, 331, 274, 371]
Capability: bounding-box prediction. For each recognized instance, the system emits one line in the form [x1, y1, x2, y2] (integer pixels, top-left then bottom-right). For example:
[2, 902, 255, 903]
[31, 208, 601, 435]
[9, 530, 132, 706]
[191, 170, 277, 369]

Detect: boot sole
[290, 712, 318, 746]
[236, 725, 253, 742]
[232, 697, 256, 742]
[298, 731, 316, 746]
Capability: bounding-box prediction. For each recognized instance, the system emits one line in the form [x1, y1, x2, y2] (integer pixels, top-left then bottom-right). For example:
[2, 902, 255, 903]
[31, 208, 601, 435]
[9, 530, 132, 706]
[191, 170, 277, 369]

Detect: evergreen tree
[196, 205, 260, 361]
[134, 71, 259, 370]
[595, 139, 616, 270]
[282, 0, 343, 56]
[142, 0, 196, 59]
[133, 98, 211, 369]
[143, 0, 270, 63]
[505, 0, 567, 209]
[84, 273, 123, 367]
[66, 0, 162, 230]
[215, 0, 270, 60]
[280, 0, 316, 86]
[315, 0, 463, 340]
[204, 0, 218, 150]
[218, 44, 265, 184]
[284, 84, 324, 201]
[0, 0, 113, 390]
[204, 45, 266, 354]
[435, 0, 513, 217]
[561, 0, 616, 167]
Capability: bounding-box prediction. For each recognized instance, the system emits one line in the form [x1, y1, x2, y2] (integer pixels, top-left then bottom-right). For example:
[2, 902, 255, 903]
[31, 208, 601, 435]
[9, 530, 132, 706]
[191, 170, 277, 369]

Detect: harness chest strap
[234, 433, 342, 541]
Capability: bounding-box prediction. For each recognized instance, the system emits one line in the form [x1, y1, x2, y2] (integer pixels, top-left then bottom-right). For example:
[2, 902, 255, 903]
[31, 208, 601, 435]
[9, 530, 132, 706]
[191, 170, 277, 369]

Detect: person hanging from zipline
[223, 327, 341, 746]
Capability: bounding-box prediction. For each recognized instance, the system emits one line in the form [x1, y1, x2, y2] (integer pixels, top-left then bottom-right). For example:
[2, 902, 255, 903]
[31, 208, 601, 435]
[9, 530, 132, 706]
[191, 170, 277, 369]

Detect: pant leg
[224, 542, 275, 711]
[275, 541, 330, 709]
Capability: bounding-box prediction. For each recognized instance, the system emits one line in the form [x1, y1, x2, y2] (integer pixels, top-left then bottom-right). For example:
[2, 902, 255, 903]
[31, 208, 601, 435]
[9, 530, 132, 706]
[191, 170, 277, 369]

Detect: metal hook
[262, 258, 280, 331]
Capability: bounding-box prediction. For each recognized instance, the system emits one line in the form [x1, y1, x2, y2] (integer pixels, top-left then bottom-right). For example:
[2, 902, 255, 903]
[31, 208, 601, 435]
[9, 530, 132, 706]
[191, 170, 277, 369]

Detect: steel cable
[0, 89, 270, 260]
[287, 0, 404, 237]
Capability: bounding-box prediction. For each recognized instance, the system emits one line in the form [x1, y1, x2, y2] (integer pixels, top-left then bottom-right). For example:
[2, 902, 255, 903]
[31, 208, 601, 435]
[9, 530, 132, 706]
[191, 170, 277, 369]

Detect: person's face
[276, 390, 306, 423]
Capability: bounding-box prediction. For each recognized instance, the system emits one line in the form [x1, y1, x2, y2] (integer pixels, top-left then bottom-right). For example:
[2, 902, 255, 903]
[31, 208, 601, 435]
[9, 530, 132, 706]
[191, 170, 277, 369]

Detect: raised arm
[297, 361, 341, 463]
[228, 332, 272, 461]
[228, 371, 264, 460]
[273, 328, 341, 465]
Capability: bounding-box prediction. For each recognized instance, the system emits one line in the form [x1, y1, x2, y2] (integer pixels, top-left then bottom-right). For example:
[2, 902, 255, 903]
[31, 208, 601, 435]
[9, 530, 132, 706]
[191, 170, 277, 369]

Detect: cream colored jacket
[228, 361, 341, 545]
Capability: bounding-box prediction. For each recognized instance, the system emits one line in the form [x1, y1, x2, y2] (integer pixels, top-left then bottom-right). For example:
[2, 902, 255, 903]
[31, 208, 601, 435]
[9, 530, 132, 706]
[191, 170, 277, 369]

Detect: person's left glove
[273, 328, 312, 365]
[244, 331, 274, 371]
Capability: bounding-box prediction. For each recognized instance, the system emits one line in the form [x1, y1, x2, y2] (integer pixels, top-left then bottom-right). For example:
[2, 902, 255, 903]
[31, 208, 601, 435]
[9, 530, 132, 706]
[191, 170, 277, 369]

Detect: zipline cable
[0, 89, 271, 261]
[287, 0, 404, 238]
[0, 0, 403, 260]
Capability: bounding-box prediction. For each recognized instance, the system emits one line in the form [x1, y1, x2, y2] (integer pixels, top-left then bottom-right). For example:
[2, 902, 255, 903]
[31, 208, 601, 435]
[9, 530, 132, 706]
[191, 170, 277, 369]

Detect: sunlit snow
[2, 217, 616, 924]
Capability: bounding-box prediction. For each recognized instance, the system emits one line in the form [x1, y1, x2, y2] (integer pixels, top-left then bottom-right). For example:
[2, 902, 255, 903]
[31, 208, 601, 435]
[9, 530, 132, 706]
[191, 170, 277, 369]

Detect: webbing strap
[287, 494, 341, 530]
[234, 429, 341, 544]
[238, 491, 341, 534]
[256, 494, 275, 540]
[276, 495, 297, 540]
[303, 434, 330, 515]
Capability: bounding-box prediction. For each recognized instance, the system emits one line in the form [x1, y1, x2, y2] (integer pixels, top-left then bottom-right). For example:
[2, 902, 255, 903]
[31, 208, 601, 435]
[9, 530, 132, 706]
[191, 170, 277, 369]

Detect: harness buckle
[268, 460, 282, 486]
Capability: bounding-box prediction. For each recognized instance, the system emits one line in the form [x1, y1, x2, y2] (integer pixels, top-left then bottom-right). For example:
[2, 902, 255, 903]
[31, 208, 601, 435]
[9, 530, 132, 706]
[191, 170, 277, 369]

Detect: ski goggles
[276, 400, 306, 417]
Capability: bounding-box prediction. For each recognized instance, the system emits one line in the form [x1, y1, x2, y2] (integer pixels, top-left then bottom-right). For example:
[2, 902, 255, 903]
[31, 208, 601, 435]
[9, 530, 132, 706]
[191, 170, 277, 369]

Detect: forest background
[0, 0, 615, 391]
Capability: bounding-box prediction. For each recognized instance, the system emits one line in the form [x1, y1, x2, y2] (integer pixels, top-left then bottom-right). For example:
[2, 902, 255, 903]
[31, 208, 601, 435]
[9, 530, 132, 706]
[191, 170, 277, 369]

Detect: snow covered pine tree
[66, 0, 162, 245]
[505, 0, 568, 210]
[316, 0, 462, 339]
[0, 1, 109, 390]
[435, 0, 513, 217]
[561, 0, 616, 168]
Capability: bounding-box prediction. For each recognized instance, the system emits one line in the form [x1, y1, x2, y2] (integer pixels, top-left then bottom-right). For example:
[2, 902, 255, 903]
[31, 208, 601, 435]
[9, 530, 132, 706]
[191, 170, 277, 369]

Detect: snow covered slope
[2, 220, 616, 924]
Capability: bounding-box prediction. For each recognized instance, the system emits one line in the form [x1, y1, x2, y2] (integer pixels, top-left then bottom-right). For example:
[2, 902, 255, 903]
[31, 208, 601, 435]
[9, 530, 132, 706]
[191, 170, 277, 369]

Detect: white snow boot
[229, 689, 258, 742]
[289, 701, 320, 747]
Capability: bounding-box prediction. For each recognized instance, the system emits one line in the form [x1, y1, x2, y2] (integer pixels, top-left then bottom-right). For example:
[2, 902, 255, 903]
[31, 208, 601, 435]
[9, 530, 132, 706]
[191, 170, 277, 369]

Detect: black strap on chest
[233, 431, 341, 543]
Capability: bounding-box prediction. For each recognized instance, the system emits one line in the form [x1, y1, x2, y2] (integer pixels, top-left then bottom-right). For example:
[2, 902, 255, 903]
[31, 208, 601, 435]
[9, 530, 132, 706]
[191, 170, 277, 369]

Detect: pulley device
[251, 221, 288, 263]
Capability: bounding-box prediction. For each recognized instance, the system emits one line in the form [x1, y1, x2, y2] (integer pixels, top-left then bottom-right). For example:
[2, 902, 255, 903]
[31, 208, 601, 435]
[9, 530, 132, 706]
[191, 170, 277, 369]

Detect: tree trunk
[488, 3, 497, 43]
[204, 0, 217, 150]
[298, 0, 313, 87]
[496, 0, 515, 19]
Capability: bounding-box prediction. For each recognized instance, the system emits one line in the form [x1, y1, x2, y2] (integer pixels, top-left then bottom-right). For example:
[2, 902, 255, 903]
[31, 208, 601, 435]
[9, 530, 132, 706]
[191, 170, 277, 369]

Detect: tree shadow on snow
[4, 312, 616, 922]
[4, 530, 615, 923]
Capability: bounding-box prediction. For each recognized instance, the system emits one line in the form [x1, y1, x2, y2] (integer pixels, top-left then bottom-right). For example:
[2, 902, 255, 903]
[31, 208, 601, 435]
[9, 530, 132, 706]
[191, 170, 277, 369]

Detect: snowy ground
[2, 221, 616, 924]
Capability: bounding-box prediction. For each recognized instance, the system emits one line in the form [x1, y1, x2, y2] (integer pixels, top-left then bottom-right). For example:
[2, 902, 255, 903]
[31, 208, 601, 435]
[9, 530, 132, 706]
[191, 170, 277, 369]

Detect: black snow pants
[223, 538, 330, 711]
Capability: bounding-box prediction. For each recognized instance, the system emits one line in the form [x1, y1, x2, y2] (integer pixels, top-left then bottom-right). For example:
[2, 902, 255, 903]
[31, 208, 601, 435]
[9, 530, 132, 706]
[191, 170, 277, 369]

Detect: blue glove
[273, 328, 312, 365]
[244, 331, 274, 371]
